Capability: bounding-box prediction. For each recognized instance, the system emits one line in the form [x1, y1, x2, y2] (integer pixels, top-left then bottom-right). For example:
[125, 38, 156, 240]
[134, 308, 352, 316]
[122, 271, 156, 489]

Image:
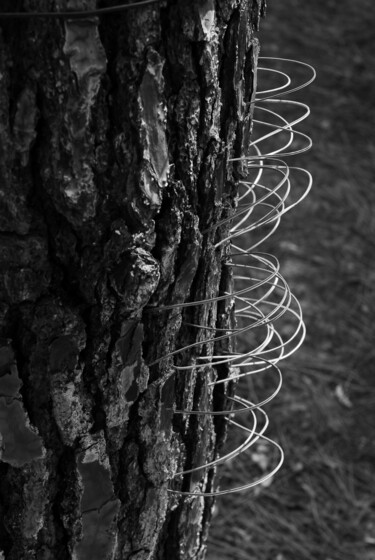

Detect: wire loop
[158, 55, 315, 498]
[0, 1, 162, 19]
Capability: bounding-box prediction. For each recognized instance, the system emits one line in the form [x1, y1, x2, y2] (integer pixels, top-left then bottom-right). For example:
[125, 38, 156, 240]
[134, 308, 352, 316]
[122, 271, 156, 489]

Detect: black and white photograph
[0, 1, 374, 559]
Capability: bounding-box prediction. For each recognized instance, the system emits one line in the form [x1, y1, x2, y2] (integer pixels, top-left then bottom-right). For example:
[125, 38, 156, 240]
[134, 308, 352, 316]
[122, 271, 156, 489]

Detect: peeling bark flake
[178, 497, 205, 560]
[48, 333, 92, 446]
[138, 385, 179, 486]
[100, 322, 149, 449]
[139, 48, 168, 203]
[44, 16, 108, 225]
[21, 461, 49, 539]
[63, 19, 107, 100]
[12, 87, 39, 167]
[198, 0, 216, 40]
[75, 434, 120, 560]
[0, 340, 45, 467]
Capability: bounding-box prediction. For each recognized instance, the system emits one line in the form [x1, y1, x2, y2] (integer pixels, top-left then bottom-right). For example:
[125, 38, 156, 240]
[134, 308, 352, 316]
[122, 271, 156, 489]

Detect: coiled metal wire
[158, 57, 316, 497]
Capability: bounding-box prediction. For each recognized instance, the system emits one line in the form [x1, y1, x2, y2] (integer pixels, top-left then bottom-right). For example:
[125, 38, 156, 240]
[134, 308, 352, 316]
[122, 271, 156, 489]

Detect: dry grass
[207, 1, 375, 559]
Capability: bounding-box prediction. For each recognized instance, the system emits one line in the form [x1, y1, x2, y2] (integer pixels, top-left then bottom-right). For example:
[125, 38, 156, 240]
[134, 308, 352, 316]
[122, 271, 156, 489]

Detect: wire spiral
[158, 57, 316, 497]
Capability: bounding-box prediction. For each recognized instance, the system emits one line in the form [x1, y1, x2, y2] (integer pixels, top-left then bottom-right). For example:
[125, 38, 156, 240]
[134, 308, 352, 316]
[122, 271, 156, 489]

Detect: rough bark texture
[0, 0, 264, 558]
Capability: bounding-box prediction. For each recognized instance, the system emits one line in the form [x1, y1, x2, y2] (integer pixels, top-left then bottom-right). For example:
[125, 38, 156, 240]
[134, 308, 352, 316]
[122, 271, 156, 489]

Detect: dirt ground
[208, 1, 375, 559]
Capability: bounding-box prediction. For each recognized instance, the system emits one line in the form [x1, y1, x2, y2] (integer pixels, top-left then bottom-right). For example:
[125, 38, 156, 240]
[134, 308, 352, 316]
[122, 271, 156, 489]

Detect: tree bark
[0, 1, 264, 558]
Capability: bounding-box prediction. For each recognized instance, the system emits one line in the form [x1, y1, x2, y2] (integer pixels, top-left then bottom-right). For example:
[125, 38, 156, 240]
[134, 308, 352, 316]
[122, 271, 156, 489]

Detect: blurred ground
[207, 1, 375, 559]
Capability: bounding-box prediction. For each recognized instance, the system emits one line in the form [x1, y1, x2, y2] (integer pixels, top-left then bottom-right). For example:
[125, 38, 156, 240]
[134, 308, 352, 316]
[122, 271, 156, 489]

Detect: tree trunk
[0, 1, 264, 558]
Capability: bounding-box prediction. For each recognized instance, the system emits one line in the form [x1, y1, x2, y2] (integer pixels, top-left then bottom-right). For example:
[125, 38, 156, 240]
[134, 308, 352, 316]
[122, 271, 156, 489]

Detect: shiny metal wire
[0, 0, 161, 19]
[150, 57, 315, 497]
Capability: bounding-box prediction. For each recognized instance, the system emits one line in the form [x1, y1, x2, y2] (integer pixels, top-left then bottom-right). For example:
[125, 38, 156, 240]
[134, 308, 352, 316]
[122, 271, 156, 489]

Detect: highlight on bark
[149, 57, 316, 497]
